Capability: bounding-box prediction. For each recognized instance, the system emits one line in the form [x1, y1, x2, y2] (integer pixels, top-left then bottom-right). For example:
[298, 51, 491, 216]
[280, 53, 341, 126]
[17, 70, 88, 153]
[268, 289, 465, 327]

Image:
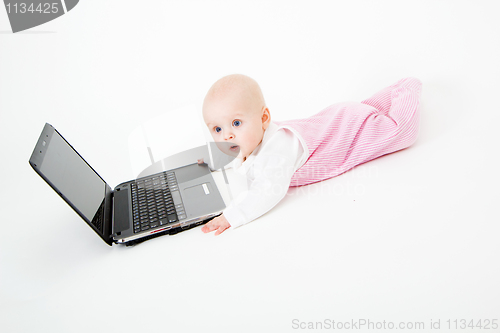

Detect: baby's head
[202, 74, 270, 161]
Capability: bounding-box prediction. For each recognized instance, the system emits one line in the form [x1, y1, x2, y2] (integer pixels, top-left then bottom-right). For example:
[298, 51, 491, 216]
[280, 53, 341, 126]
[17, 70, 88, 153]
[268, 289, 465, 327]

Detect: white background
[1, 1, 499, 332]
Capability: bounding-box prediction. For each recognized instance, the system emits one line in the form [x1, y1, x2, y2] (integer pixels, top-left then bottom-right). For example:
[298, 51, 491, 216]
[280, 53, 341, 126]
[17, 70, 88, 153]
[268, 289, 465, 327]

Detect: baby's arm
[196, 158, 231, 234]
[200, 162, 292, 236]
[202, 128, 304, 235]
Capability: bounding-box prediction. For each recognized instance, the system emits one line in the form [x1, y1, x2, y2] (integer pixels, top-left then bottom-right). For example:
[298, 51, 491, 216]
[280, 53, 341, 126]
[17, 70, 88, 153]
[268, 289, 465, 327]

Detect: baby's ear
[262, 107, 271, 129]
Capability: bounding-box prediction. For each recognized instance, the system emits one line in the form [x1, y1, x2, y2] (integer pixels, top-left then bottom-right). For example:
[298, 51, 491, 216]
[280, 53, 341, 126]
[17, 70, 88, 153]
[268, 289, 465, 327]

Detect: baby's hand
[201, 214, 231, 235]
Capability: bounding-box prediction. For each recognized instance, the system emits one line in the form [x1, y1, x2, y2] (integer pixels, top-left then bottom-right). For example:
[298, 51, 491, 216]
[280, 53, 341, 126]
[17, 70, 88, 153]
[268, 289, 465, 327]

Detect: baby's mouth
[230, 145, 239, 151]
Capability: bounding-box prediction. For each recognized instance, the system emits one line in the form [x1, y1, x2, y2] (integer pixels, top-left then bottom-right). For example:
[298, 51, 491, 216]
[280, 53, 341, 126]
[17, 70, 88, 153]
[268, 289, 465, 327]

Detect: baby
[200, 74, 422, 235]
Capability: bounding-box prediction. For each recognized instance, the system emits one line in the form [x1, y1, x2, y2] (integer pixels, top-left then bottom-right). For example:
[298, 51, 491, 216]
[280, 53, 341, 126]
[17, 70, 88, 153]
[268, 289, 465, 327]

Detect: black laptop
[29, 123, 227, 246]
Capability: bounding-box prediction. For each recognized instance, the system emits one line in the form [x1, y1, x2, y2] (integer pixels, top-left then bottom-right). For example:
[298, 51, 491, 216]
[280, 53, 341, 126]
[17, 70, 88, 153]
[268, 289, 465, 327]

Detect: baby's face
[203, 96, 269, 161]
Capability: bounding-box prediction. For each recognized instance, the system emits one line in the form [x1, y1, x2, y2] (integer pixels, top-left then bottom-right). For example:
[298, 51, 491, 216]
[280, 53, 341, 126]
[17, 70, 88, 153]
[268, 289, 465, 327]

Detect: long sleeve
[223, 126, 305, 229]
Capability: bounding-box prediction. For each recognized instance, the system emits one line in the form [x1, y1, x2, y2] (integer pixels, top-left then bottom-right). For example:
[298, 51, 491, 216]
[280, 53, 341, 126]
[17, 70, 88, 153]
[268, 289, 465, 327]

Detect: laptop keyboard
[130, 171, 186, 233]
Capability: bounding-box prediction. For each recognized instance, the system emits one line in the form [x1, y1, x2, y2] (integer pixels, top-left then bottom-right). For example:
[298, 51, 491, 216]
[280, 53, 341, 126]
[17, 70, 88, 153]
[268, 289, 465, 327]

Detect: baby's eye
[233, 120, 241, 127]
[214, 127, 222, 133]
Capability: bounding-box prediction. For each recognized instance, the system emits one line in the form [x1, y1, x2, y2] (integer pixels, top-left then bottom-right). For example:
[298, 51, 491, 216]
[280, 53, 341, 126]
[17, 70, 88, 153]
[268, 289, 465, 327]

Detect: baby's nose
[224, 132, 235, 140]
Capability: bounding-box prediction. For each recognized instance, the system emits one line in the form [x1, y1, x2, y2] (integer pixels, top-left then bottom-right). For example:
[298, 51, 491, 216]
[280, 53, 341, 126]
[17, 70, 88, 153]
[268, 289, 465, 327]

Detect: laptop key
[130, 172, 185, 233]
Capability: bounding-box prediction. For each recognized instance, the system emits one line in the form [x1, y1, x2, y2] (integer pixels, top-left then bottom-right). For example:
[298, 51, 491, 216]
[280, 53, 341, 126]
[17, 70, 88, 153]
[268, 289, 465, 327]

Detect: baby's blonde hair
[203, 74, 266, 115]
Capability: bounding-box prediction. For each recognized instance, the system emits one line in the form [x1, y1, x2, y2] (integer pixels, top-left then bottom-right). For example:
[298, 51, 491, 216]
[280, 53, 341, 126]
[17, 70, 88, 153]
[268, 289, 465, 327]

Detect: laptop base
[123, 215, 218, 246]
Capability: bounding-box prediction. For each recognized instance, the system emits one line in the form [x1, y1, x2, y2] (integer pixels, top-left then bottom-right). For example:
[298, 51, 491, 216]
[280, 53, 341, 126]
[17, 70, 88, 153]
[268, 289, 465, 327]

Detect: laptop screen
[38, 130, 106, 222]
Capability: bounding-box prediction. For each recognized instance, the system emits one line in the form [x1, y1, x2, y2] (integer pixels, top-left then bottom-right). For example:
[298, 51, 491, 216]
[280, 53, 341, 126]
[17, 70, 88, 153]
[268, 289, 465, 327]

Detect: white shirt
[223, 122, 308, 229]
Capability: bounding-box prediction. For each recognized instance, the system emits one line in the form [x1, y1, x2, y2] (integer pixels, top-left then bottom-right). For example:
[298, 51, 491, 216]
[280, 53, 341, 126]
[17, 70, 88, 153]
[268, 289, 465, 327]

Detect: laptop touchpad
[181, 183, 214, 218]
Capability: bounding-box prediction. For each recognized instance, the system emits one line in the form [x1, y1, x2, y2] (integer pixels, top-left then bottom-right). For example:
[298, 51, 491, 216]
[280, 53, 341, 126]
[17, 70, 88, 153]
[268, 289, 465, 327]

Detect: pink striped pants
[278, 77, 422, 186]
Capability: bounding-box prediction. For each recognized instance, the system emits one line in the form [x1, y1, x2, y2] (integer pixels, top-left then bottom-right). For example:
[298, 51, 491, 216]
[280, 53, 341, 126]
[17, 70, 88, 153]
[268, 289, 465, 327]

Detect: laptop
[29, 123, 227, 246]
